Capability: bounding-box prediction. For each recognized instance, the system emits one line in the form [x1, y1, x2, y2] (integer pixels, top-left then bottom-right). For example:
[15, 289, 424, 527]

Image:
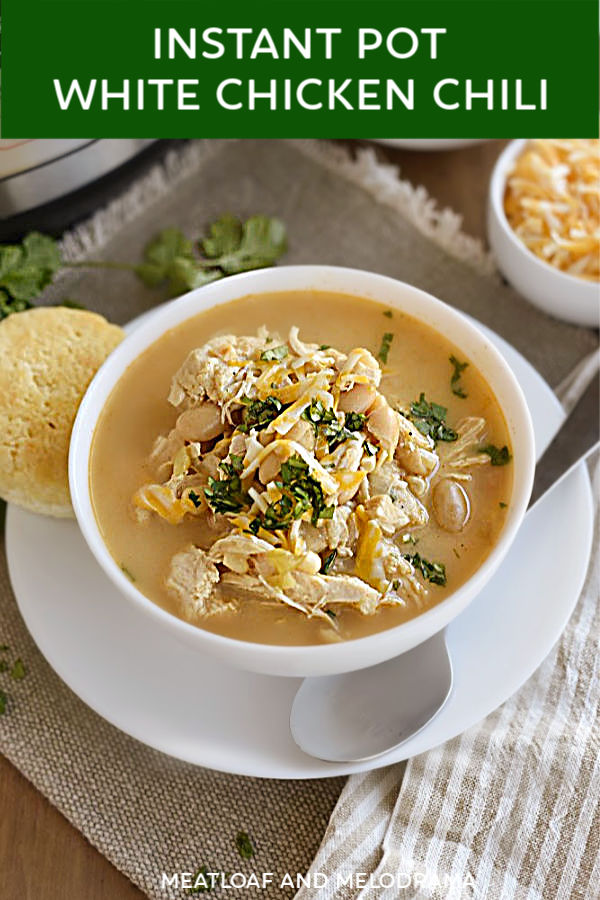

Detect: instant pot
[0, 139, 167, 239]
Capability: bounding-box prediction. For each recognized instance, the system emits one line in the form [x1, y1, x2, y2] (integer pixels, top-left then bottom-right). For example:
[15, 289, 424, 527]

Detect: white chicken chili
[90, 291, 513, 645]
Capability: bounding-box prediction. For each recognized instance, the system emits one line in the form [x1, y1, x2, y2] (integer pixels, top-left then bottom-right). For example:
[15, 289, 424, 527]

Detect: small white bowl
[488, 139, 599, 328]
[69, 266, 535, 678]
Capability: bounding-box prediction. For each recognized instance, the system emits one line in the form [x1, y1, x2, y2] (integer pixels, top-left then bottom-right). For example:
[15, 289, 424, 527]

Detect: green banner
[2, 0, 598, 137]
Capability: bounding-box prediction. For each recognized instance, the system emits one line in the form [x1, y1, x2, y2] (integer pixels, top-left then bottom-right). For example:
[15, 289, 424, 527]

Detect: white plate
[371, 139, 488, 150]
[6, 323, 593, 779]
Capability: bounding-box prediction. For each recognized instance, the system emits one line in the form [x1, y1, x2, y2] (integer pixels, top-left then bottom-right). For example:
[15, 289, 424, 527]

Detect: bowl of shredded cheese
[488, 138, 599, 328]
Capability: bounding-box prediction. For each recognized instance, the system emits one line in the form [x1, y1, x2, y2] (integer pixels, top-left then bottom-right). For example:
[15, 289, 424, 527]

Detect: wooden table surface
[0, 138, 508, 900]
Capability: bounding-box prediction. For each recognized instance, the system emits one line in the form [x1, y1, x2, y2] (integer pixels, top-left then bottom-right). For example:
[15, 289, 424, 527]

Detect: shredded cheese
[504, 139, 599, 281]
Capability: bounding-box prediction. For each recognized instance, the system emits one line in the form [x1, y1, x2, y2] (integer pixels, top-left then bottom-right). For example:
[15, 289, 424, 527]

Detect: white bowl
[372, 139, 487, 151]
[488, 139, 599, 328]
[69, 266, 535, 678]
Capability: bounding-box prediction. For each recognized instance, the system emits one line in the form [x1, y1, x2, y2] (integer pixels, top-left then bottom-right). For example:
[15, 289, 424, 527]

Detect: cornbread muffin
[0, 307, 124, 517]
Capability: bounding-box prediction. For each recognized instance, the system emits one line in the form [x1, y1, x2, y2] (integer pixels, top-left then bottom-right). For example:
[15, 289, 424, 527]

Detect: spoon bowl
[290, 631, 453, 763]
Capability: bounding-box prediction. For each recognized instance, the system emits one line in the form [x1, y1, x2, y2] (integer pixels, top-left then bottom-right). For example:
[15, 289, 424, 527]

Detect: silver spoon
[291, 375, 599, 763]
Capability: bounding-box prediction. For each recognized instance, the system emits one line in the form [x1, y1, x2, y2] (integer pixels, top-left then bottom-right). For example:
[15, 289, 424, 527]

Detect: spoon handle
[528, 373, 599, 509]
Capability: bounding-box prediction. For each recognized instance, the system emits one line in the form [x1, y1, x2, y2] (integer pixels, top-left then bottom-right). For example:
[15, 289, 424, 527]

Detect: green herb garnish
[204, 458, 249, 515]
[449, 355, 469, 398]
[10, 658, 26, 681]
[344, 412, 367, 432]
[120, 565, 136, 582]
[235, 831, 255, 860]
[318, 344, 331, 350]
[188, 490, 202, 508]
[377, 332, 394, 365]
[260, 344, 288, 362]
[408, 394, 458, 443]
[238, 396, 286, 433]
[250, 455, 333, 532]
[321, 549, 337, 574]
[479, 444, 512, 466]
[0, 233, 61, 320]
[186, 866, 216, 894]
[200, 214, 287, 274]
[325, 609, 337, 620]
[404, 552, 447, 586]
[303, 402, 367, 450]
[383, 309, 393, 319]
[0, 215, 287, 321]
[499, 501, 508, 508]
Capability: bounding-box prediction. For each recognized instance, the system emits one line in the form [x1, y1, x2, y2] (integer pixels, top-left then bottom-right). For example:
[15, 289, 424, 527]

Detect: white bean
[338, 383, 376, 413]
[433, 480, 470, 532]
[176, 403, 223, 442]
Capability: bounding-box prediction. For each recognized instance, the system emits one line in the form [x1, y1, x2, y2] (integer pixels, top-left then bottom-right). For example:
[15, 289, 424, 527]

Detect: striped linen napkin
[297, 352, 599, 900]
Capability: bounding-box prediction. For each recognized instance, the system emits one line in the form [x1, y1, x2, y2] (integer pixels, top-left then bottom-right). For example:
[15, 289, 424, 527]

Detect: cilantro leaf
[200, 215, 287, 275]
[250, 454, 333, 531]
[377, 332, 394, 365]
[204, 460, 250, 515]
[135, 227, 222, 296]
[202, 214, 243, 258]
[321, 549, 337, 574]
[235, 831, 255, 860]
[478, 444, 512, 466]
[449, 355, 469, 398]
[404, 552, 447, 586]
[408, 393, 458, 443]
[302, 401, 359, 451]
[260, 344, 288, 362]
[0, 232, 62, 314]
[10, 658, 26, 681]
[238, 396, 286, 433]
[344, 412, 367, 432]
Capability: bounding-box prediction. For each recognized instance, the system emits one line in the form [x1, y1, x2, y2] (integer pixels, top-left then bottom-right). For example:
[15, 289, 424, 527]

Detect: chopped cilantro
[10, 658, 26, 681]
[235, 831, 255, 860]
[449, 355, 469, 398]
[188, 490, 202, 508]
[302, 401, 357, 451]
[479, 444, 512, 466]
[120, 564, 136, 582]
[186, 866, 216, 894]
[344, 412, 367, 432]
[0, 689, 6, 716]
[377, 332, 394, 365]
[408, 394, 458, 443]
[204, 460, 250, 515]
[238, 396, 286, 433]
[260, 344, 288, 362]
[404, 552, 447, 586]
[250, 455, 333, 531]
[318, 343, 331, 350]
[383, 309, 393, 318]
[499, 501, 508, 508]
[321, 549, 337, 574]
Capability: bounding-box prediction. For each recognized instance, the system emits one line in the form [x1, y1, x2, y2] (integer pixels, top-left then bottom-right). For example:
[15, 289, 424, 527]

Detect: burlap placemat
[0, 140, 597, 900]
